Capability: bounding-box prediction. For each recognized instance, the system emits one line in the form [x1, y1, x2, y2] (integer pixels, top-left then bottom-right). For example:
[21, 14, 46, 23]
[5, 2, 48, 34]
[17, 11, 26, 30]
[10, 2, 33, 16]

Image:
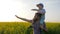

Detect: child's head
[36, 3, 44, 9]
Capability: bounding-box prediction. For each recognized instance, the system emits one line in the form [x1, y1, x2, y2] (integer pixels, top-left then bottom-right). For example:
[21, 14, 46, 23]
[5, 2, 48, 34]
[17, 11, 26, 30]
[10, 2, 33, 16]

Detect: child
[31, 3, 47, 32]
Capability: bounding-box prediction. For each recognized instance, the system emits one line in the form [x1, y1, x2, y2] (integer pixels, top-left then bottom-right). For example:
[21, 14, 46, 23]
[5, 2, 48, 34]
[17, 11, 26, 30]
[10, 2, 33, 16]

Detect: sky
[0, 0, 60, 22]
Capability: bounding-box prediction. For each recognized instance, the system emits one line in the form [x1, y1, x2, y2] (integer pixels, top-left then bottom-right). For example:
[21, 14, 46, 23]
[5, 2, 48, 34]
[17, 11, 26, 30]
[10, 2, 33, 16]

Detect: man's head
[36, 3, 44, 9]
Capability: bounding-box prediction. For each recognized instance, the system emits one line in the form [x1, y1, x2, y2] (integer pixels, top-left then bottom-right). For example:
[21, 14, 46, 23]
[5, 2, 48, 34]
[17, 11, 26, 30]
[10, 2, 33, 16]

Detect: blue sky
[0, 0, 60, 22]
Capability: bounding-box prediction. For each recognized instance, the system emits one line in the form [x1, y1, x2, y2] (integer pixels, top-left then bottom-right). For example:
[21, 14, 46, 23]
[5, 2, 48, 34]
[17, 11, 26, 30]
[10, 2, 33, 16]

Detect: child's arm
[15, 15, 32, 22]
[31, 9, 39, 11]
[38, 9, 46, 14]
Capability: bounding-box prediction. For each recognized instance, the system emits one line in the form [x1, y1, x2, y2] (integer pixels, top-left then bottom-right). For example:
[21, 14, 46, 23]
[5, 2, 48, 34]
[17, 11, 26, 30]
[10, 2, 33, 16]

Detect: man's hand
[15, 15, 20, 18]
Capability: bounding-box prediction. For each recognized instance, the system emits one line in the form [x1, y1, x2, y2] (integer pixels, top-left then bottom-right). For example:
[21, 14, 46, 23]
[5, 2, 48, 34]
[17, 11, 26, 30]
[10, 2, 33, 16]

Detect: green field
[0, 22, 60, 34]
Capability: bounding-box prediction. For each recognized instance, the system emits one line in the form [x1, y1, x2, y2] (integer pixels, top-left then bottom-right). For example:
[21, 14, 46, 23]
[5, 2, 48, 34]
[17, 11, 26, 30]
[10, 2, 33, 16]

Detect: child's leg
[40, 25, 44, 30]
[33, 14, 38, 20]
[43, 22, 47, 29]
[40, 24, 48, 32]
[32, 14, 38, 24]
[43, 22, 48, 32]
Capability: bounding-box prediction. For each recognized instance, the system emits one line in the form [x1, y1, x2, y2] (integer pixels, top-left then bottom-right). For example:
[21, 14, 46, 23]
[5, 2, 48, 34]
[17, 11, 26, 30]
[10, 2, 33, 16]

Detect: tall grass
[0, 22, 60, 34]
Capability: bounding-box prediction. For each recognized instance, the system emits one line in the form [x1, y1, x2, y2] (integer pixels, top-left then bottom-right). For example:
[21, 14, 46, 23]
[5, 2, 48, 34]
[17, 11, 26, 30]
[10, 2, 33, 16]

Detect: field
[0, 22, 60, 34]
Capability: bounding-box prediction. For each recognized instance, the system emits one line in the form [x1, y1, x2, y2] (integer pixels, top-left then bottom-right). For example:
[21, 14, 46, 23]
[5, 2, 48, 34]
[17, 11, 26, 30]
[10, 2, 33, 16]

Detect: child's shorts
[39, 17, 45, 25]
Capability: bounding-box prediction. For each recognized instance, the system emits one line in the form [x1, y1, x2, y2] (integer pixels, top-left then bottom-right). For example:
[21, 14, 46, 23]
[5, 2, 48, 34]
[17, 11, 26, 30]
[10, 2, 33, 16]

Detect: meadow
[0, 22, 60, 34]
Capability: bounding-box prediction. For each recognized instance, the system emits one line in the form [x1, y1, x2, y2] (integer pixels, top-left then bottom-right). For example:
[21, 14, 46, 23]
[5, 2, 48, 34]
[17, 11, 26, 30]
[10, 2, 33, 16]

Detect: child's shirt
[37, 9, 46, 24]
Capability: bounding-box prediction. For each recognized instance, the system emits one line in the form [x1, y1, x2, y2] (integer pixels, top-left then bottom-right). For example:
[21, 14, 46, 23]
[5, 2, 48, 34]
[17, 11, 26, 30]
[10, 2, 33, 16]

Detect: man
[15, 15, 47, 34]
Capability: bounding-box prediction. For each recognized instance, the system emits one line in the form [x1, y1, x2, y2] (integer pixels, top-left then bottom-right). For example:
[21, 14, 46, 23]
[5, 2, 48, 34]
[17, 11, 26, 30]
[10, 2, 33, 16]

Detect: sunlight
[0, 0, 60, 22]
[0, 0, 27, 22]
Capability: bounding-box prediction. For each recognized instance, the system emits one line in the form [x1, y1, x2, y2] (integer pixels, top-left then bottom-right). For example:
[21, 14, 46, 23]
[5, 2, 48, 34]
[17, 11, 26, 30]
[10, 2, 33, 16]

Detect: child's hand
[31, 9, 36, 11]
[31, 9, 38, 11]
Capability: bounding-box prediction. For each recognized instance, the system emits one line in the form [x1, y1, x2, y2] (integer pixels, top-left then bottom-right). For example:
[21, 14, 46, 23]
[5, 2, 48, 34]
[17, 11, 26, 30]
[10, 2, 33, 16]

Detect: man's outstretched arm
[15, 15, 32, 23]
